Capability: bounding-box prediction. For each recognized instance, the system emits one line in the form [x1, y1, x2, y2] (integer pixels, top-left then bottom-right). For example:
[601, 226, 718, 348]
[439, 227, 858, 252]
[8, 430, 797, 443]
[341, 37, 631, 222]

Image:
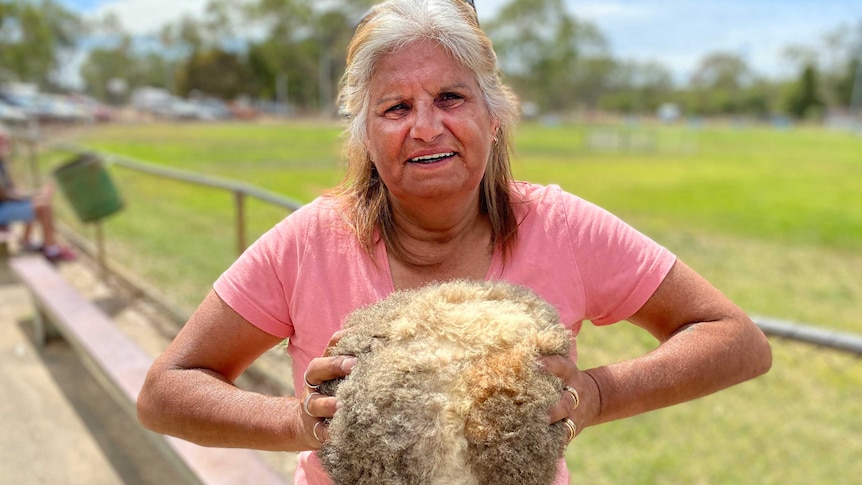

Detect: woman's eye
[385, 103, 410, 114]
[437, 93, 464, 108]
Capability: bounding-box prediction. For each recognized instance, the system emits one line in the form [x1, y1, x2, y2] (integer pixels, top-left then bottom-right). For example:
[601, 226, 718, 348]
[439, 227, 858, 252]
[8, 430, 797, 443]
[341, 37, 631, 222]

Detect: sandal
[43, 244, 77, 263]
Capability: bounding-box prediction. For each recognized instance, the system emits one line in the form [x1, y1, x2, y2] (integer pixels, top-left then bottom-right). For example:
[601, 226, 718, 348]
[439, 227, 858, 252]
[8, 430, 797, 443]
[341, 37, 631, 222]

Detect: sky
[56, 0, 862, 85]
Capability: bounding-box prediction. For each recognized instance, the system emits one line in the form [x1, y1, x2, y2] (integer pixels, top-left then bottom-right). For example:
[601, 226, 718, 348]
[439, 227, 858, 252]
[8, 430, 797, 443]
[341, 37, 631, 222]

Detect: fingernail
[341, 356, 358, 372]
[336, 400, 344, 410]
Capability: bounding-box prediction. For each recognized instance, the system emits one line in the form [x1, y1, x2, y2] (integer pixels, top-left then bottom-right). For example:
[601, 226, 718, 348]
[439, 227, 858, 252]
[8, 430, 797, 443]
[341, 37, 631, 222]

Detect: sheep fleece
[317, 279, 572, 485]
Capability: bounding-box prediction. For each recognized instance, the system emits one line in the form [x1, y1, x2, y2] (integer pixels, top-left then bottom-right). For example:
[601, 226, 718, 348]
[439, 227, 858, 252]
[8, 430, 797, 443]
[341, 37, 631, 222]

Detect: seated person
[0, 127, 75, 262]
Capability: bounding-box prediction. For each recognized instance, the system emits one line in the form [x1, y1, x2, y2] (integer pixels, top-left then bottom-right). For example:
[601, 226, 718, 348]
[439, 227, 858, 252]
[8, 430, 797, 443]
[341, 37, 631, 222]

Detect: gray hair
[334, 0, 521, 259]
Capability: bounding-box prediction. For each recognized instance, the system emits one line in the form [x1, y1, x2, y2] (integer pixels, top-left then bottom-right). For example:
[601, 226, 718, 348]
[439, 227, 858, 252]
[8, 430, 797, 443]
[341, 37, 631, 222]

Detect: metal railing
[21, 135, 304, 258]
[753, 315, 862, 355]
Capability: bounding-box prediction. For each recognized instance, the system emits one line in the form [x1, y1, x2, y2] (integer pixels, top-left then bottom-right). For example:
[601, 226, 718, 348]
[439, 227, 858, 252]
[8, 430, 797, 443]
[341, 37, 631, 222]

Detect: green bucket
[53, 154, 124, 223]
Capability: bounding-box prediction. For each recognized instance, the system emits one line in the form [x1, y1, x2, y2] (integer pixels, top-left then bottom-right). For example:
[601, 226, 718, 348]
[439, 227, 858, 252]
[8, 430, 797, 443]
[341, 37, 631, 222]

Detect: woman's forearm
[137, 290, 324, 451]
[585, 316, 771, 426]
[137, 367, 313, 452]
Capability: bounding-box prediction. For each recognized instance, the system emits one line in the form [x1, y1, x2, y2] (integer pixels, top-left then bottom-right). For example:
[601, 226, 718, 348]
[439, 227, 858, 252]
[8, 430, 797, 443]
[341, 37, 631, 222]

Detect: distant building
[130, 87, 173, 113]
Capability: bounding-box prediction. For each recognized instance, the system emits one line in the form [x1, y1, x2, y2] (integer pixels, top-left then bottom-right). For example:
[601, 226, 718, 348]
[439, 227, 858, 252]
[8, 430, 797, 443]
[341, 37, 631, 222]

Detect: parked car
[66, 94, 115, 123]
[0, 90, 90, 123]
[0, 99, 28, 123]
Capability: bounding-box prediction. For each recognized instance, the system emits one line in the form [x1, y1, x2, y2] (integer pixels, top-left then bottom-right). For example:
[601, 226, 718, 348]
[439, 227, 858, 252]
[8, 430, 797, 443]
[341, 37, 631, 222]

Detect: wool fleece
[318, 279, 572, 485]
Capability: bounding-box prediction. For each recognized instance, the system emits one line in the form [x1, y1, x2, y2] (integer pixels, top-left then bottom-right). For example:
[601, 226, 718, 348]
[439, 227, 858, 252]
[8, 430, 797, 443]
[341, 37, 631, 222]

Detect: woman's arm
[137, 290, 335, 451]
[549, 259, 772, 432]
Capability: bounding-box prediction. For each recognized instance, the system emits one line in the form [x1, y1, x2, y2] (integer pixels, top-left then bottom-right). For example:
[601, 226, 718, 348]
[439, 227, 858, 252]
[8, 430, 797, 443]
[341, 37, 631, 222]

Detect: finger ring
[302, 392, 320, 417]
[562, 418, 576, 443]
[563, 385, 580, 411]
[312, 420, 325, 443]
[303, 368, 320, 391]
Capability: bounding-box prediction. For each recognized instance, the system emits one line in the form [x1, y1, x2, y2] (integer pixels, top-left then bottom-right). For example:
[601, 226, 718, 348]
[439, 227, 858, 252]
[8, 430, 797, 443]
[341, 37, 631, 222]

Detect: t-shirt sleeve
[558, 188, 676, 325]
[213, 211, 304, 339]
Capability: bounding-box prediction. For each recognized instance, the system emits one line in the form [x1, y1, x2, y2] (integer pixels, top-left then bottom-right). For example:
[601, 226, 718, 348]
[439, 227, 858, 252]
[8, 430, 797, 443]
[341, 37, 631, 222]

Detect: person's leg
[32, 197, 75, 262]
[0, 198, 75, 262]
[27, 183, 56, 248]
[33, 203, 56, 246]
[21, 221, 37, 249]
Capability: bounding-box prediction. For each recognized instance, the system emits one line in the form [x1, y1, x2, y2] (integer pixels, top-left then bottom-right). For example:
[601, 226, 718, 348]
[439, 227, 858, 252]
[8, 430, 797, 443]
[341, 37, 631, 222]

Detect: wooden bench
[9, 255, 289, 485]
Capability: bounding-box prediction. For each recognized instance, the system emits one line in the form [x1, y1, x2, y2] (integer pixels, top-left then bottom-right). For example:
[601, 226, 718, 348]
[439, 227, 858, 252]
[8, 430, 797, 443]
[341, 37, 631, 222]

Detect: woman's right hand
[299, 349, 357, 448]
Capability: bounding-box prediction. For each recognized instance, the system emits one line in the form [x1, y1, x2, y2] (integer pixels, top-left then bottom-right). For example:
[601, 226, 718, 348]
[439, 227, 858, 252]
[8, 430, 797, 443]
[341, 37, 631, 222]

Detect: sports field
[26, 120, 862, 484]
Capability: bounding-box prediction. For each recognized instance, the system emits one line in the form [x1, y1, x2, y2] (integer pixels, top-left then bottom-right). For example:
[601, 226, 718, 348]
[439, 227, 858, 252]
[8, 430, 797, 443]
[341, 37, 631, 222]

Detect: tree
[79, 12, 174, 101]
[485, 0, 609, 114]
[600, 60, 674, 114]
[786, 64, 824, 119]
[177, 48, 257, 99]
[0, 0, 85, 88]
[687, 52, 754, 115]
[690, 52, 752, 92]
[240, 0, 316, 109]
[238, 0, 369, 112]
[827, 21, 862, 108]
[834, 57, 860, 108]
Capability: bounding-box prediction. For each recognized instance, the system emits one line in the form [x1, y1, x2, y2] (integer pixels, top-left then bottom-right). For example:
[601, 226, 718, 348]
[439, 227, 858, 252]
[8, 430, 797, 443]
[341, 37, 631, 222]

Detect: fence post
[26, 138, 41, 187]
[234, 190, 246, 256]
[94, 221, 107, 277]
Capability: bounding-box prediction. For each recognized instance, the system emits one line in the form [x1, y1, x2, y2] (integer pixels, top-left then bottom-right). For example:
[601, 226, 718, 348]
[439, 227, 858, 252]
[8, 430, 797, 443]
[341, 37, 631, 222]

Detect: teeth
[410, 152, 455, 163]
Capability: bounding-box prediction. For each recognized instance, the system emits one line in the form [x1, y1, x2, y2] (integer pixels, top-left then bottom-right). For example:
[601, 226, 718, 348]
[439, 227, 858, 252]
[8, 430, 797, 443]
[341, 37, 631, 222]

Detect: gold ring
[303, 368, 320, 391]
[312, 420, 325, 443]
[563, 385, 580, 412]
[562, 418, 576, 443]
[302, 392, 320, 417]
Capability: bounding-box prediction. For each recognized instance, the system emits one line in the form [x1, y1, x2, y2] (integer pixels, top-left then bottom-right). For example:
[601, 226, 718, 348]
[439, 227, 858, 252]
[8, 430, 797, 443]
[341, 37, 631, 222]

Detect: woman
[137, 1, 772, 483]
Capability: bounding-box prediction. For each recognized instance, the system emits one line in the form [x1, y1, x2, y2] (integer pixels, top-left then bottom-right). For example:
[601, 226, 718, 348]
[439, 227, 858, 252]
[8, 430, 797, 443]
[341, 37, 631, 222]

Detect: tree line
[2, 0, 860, 120]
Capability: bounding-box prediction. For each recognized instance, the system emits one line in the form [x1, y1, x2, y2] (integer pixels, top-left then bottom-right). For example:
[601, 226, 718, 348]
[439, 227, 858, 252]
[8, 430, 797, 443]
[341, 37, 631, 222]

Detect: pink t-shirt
[214, 182, 676, 485]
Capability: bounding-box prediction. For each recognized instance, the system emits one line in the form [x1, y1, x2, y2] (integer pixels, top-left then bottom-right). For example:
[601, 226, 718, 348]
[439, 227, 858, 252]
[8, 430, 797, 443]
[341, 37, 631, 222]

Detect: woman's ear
[491, 118, 501, 143]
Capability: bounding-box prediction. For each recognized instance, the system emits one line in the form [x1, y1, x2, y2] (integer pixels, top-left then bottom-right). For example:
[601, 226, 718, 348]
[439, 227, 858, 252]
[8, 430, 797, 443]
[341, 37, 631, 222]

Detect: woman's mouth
[408, 152, 456, 164]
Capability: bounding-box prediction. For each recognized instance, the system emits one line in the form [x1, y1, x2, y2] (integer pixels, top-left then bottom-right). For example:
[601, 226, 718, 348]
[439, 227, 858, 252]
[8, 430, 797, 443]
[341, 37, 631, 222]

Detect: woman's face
[365, 41, 499, 206]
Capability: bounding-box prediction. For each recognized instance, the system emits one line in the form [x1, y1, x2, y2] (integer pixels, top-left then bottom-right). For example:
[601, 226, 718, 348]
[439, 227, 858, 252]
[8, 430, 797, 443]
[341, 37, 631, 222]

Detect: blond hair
[333, 0, 521, 260]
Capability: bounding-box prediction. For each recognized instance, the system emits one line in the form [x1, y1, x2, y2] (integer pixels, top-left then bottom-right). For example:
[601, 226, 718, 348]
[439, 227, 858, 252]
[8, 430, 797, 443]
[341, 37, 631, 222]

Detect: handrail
[26, 136, 304, 255]
[754, 315, 862, 355]
[47, 140, 304, 211]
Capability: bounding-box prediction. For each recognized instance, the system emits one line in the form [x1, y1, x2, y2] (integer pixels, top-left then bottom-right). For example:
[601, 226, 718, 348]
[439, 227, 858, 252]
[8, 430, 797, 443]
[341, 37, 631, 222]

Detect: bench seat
[9, 255, 288, 485]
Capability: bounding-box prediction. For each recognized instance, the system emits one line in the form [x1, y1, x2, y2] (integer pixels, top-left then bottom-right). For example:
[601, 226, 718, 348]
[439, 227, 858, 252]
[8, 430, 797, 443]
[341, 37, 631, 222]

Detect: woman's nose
[410, 103, 443, 142]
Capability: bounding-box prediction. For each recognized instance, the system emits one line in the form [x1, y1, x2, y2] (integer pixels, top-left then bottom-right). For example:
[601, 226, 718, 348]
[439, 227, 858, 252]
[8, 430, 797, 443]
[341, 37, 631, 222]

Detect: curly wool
[318, 280, 572, 485]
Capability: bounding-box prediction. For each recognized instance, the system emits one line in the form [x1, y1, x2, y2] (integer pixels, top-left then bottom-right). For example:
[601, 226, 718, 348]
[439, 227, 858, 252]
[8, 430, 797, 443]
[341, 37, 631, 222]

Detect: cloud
[571, 1, 655, 23]
[91, 0, 209, 35]
[561, 0, 862, 81]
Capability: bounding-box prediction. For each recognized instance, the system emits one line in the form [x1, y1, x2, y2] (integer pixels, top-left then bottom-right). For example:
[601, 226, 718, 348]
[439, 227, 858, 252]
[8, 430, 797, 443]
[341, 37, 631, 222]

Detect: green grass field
[17, 120, 862, 484]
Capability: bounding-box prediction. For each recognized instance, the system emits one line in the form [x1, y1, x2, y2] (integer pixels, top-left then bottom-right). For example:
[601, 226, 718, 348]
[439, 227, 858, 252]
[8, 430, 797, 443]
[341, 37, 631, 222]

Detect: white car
[0, 99, 28, 123]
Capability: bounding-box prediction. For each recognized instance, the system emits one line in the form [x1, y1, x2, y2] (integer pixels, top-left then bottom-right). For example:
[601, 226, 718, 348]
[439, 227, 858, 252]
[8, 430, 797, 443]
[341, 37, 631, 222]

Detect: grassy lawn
[511, 123, 862, 332]
[14, 120, 862, 484]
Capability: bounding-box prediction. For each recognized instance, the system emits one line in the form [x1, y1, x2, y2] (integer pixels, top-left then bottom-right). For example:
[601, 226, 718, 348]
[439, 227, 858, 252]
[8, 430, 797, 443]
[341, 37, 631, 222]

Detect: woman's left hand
[542, 355, 601, 442]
